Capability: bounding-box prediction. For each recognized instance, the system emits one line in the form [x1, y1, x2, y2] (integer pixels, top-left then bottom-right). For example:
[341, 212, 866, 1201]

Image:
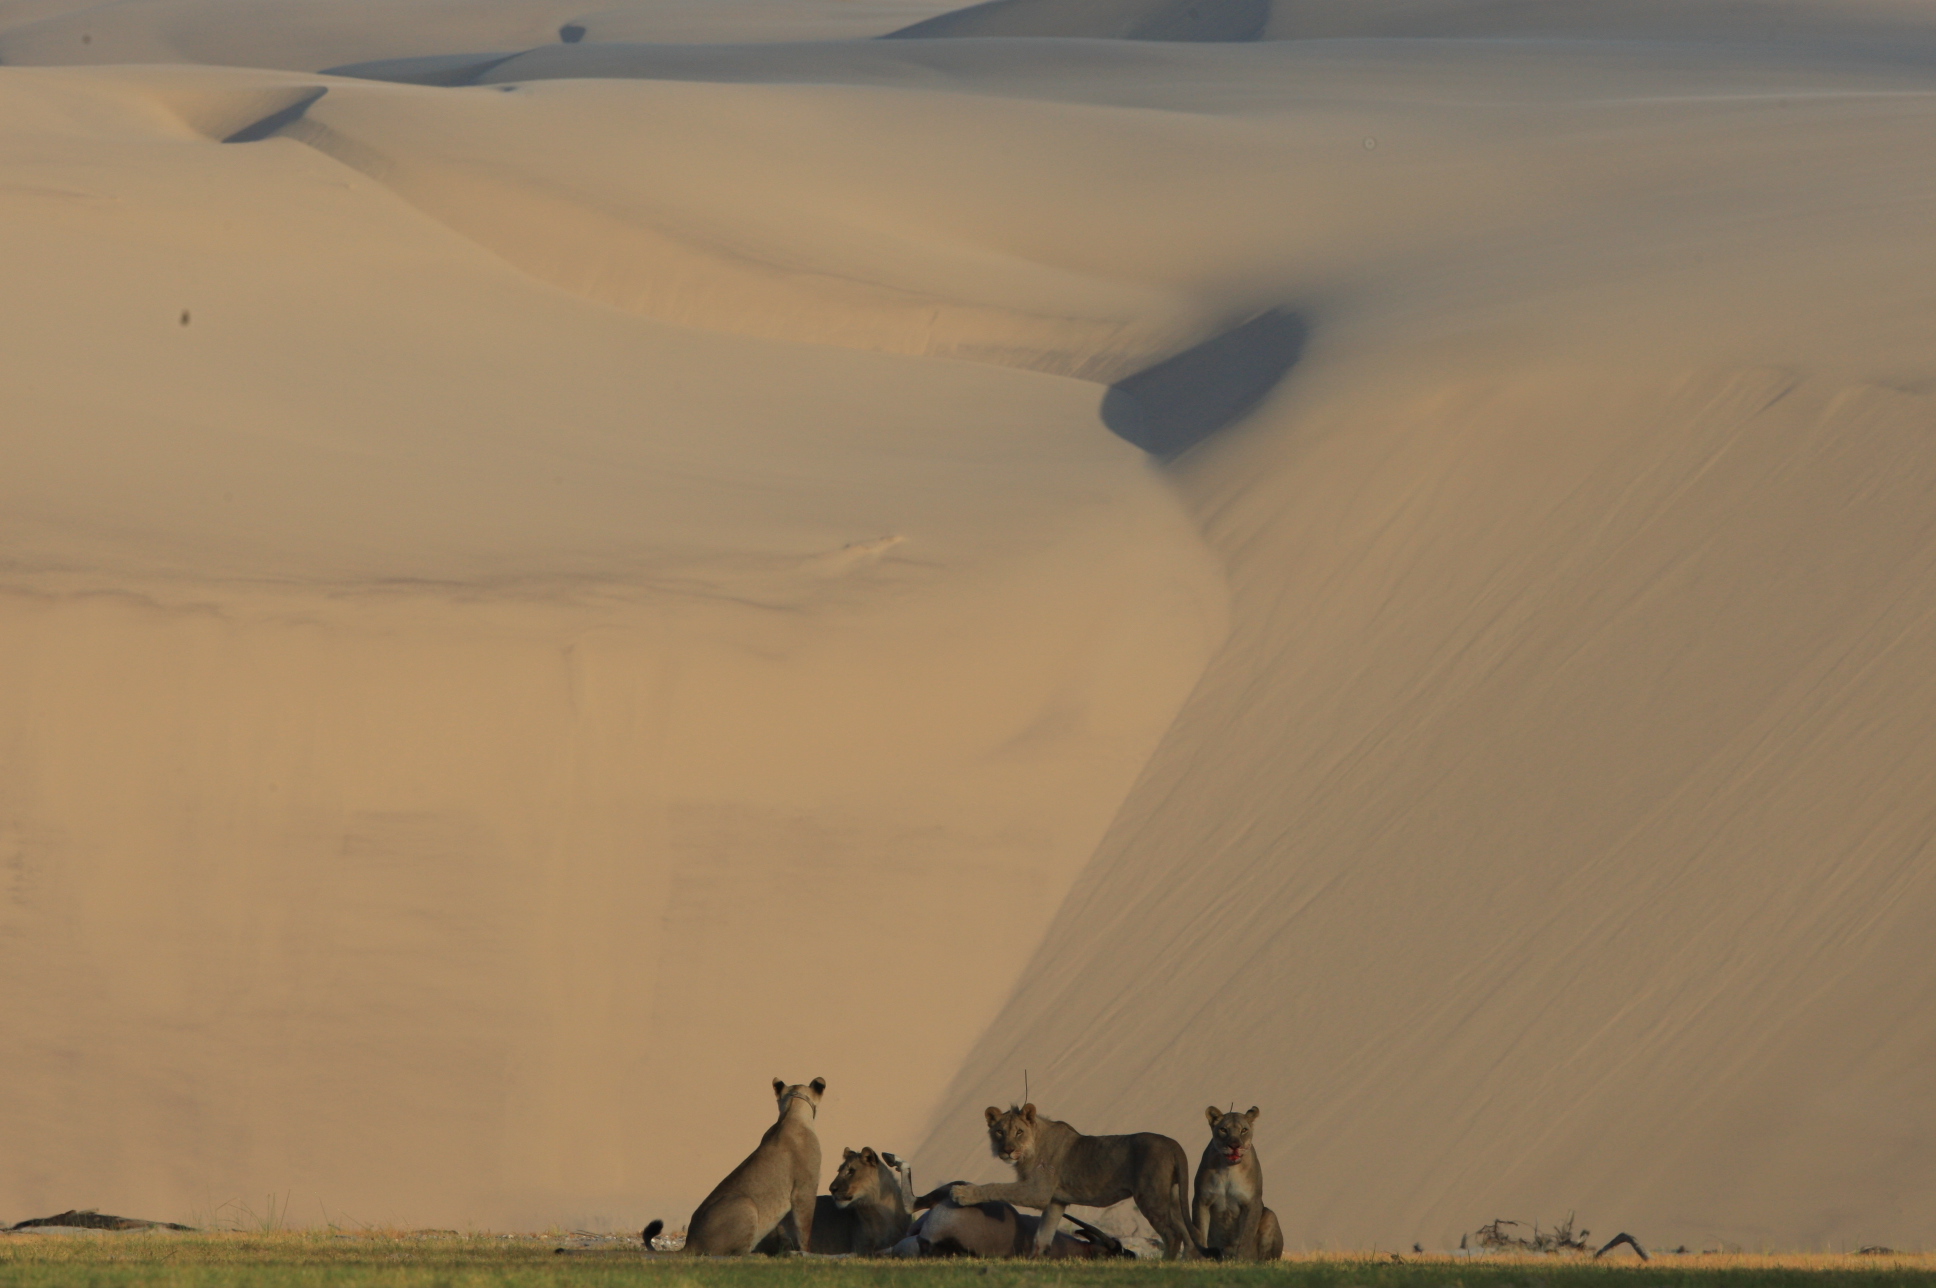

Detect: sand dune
[9, 0, 1935, 74]
[908, 35, 1936, 1251]
[882, 0, 1936, 43]
[3, 0, 1934, 1252]
[275, 77, 1220, 377]
[0, 0, 966, 71]
[1254, 0, 1936, 42]
[0, 58, 1225, 1227]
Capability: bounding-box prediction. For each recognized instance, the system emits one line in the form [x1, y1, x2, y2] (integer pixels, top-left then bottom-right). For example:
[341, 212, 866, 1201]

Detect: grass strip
[2, 1234, 1933, 1288]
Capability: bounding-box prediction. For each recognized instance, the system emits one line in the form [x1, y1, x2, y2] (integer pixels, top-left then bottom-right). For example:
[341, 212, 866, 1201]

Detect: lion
[946, 1103, 1200, 1258]
[1193, 1106, 1283, 1260]
[642, 1077, 824, 1256]
[895, 1183, 1134, 1258]
[752, 1146, 911, 1255]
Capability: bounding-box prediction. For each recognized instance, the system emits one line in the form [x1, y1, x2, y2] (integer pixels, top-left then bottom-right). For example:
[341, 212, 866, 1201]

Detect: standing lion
[947, 1103, 1200, 1259]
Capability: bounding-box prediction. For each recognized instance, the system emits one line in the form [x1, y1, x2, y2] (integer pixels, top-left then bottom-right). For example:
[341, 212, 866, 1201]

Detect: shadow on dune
[1100, 308, 1305, 460]
[885, 0, 1269, 42]
[323, 51, 522, 85]
[221, 87, 327, 142]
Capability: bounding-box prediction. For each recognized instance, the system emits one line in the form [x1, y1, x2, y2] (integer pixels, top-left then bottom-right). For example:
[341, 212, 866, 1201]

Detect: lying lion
[947, 1103, 1200, 1258]
[895, 1183, 1133, 1259]
[643, 1077, 824, 1255]
[753, 1146, 911, 1255]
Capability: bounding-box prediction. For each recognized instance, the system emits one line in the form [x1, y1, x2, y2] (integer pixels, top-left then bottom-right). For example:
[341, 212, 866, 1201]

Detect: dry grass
[1, 1229, 1934, 1287]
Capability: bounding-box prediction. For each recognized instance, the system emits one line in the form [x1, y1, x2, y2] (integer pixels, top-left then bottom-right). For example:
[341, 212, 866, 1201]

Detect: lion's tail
[642, 1219, 664, 1249]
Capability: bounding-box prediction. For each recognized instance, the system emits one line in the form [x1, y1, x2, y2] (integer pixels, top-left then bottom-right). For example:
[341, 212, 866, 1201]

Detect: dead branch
[1594, 1232, 1649, 1260]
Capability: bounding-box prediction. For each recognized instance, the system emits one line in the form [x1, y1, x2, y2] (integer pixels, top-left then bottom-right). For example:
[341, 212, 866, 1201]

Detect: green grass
[2, 1234, 1933, 1288]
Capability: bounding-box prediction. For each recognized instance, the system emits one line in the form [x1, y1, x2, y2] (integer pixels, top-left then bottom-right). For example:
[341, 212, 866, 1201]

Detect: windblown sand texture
[3, 0, 1934, 1253]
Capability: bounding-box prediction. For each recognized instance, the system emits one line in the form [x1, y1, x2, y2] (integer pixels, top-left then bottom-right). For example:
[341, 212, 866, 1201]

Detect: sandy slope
[906, 31, 1936, 1253]
[3, 0, 1935, 1251]
[0, 61, 1225, 1227]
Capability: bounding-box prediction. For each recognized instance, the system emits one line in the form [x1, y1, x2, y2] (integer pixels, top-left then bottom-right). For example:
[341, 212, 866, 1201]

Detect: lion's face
[983, 1103, 1040, 1164]
[1206, 1106, 1259, 1165]
[830, 1147, 883, 1209]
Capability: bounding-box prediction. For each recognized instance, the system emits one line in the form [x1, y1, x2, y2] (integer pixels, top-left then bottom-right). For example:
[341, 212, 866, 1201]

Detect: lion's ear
[774, 1078, 787, 1098]
[1021, 1103, 1037, 1122]
[985, 1106, 1002, 1126]
[810, 1077, 827, 1096]
[844, 1148, 859, 1161]
[1246, 1106, 1260, 1121]
[861, 1147, 879, 1163]
[1206, 1105, 1222, 1125]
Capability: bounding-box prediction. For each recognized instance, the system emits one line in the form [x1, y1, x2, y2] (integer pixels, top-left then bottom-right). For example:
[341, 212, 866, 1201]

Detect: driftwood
[8, 1209, 194, 1232]
[1474, 1214, 1590, 1253]
[1594, 1232, 1649, 1260]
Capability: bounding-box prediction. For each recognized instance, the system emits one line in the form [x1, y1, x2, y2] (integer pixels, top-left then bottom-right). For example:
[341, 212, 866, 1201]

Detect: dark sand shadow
[1101, 308, 1306, 460]
[321, 51, 521, 86]
[885, 0, 1269, 42]
[221, 87, 327, 142]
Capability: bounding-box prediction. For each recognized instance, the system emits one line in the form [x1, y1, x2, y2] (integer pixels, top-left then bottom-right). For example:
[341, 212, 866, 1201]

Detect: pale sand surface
[3, 0, 1935, 1254]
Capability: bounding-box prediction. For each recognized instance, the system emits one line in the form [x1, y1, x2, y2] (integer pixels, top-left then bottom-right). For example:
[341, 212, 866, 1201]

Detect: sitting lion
[1193, 1106, 1283, 1260]
[753, 1146, 911, 1255]
[642, 1077, 824, 1255]
[947, 1103, 1200, 1258]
